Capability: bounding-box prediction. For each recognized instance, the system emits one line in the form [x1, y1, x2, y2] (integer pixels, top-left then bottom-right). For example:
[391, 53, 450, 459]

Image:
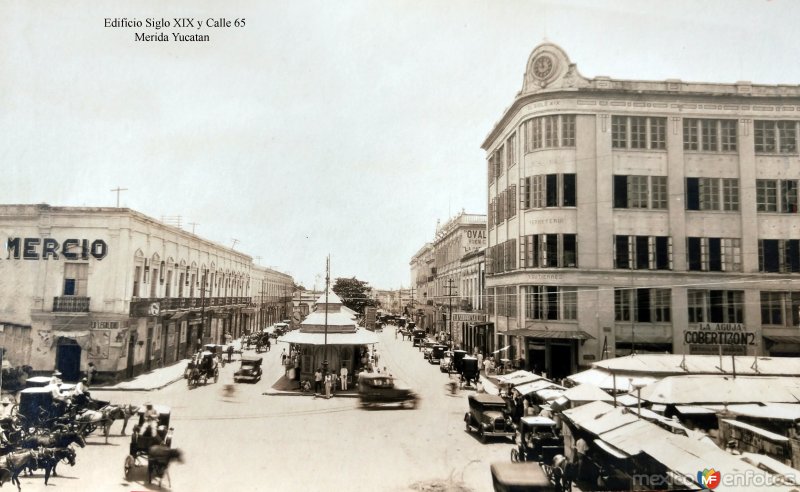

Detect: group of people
[48, 363, 98, 412]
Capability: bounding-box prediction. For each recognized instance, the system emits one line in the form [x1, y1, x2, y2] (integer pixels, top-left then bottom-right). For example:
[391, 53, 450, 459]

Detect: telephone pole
[110, 186, 128, 207]
[445, 278, 457, 348]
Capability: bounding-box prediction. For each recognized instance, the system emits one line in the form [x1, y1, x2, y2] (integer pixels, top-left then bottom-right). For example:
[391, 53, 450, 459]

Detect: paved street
[14, 329, 515, 492]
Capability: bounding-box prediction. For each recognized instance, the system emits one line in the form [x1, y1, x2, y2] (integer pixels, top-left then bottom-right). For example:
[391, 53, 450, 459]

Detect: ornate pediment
[522, 43, 588, 94]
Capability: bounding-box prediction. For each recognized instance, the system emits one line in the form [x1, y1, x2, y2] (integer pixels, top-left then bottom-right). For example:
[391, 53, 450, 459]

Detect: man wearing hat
[141, 402, 160, 438]
[71, 377, 90, 407]
[49, 370, 62, 387]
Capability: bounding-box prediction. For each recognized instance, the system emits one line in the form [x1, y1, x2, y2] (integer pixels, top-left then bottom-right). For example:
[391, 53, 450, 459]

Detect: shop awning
[505, 329, 594, 340]
[278, 329, 380, 346]
[764, 335, 800, 344]
[595, 439, 630, 459]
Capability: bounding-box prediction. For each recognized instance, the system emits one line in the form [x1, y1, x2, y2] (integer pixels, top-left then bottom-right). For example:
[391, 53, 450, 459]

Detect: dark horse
[19, 430, 85, 450]
[0, 450, 39, 492]
[104, 404, 138, 436]
[147, 446, 183, 487]
[38, 447, 76, 485]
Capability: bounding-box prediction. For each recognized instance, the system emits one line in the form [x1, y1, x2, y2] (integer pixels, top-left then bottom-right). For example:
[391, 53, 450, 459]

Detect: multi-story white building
[483, 43, 800, 379]
[0, 204, 293, 382]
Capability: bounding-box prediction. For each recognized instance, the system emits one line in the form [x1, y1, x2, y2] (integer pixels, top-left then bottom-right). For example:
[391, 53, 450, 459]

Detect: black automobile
[412, 329, 427, 347]
[357, 373, 418, 410]
[234, 355, 263, 383]
[429, 345, 447, 364]
[464, 394, 515, 443]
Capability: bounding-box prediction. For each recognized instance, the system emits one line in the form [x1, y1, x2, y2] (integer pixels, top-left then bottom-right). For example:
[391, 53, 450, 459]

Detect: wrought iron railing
[53, 296, 90, 313]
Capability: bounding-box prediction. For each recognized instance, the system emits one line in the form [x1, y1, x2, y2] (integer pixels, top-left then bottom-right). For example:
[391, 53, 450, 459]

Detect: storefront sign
[463, 229, 487, 254]
[90, 321, 119, 330]
[130, 300, 161, 317]
[451, 312, 487, 323]
[4, 238, 108, 260]
[683, 323, 756, 346]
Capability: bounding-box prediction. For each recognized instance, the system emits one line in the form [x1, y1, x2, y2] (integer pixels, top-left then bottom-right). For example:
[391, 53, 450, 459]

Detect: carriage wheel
[123, 455, 134, 479]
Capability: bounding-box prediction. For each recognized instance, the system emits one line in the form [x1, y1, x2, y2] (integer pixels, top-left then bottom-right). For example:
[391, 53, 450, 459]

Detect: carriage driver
[141, 402, 160, 438]
[71, 377, 91, 407]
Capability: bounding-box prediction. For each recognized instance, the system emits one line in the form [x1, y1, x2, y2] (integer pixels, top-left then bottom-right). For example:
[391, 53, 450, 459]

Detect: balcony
[130, 296, 251, 316]
[53, 296, 90, 313]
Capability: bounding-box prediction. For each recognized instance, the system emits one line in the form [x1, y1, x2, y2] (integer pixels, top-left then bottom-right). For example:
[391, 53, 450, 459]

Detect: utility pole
[188, 222, 198, 234]
[110, 186, 128, 207]
[231, 238, 240, 249]
[445, 278, 457, 349]
[323, 255, 330, 373]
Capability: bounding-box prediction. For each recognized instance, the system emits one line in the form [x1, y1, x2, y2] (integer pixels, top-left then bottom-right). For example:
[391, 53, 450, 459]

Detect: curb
[92, 373, 186, 392]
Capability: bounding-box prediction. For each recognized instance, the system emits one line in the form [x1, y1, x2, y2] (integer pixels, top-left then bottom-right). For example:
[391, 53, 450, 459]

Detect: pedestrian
[340, 365, 348, 391]
[483, 357, 491, 375]
[227, 344, 234, 363]
[314, 368, 323, 394]
[575, 437, 589, 480]
[476, 353, 484, 374]
[281, 349, 287, 365]
[374, 350, 380, 366]
[266, 338, 271, 352]
[330, 372, 338, 395]
[87, 362, 98, 386]
[324, 372, 332, 399]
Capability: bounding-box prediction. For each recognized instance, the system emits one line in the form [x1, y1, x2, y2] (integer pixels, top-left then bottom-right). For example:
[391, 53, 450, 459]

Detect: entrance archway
[56, 338, 81, 381]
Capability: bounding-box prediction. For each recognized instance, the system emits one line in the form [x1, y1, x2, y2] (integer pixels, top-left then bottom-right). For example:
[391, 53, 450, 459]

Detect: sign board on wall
[451, 312, 488, 323]
[683, 323, 756, 347]
[364, 307, 376, 330]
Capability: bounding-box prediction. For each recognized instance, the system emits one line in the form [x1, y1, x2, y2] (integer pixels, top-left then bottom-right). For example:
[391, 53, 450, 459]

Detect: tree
[332, 277, 376, 315]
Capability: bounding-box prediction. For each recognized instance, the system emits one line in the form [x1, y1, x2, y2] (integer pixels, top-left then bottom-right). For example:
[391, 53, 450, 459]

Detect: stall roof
[594, 438, 629, 459]
[600, 419, 671, 455]
[705, 403, 800, 422]
[721, 419, 789, 442]
[535, 388, 566, 402]
[567, 367, 656, 392]
[562, 384, 614, 403]
[515, 379, 563, 396]
[640, 433, 790, 491]
[562, 401, 639, 436]
[495, 370, 538, 384]
[740, 452, 800, 485]
[279, 329, 379, 346]
[640, 375, 800, 405]
[674, 405, 717, 415]
[592, 354, 800, 377]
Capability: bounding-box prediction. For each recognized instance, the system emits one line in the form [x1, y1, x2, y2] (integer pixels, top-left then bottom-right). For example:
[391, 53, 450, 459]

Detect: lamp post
[631, 381, 647, 419]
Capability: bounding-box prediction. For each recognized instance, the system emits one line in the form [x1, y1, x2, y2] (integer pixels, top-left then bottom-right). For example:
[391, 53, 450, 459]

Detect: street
[15, 329, 513, 492]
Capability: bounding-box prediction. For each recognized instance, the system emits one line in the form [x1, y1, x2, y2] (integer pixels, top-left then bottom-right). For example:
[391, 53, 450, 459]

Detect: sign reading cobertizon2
[4, 238, 108, 260]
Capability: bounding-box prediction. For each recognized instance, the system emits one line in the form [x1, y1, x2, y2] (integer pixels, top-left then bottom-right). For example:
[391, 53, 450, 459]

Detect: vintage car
[422, 340, 437, 359]
[490, 462, 556, 492]
[357, 373, 418, 410]
[510, 416, 564, 463]
[464, 394, 515, 442]
[429, 345, 447, 364]
[234, 355, 263, 383]
[274, 323, 290, 336]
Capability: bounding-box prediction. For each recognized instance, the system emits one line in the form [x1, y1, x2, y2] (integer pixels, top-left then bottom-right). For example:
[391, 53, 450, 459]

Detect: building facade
[0, 204, 293, 382]
[483, 43, 800, 379]
[251, 265, 295, 332]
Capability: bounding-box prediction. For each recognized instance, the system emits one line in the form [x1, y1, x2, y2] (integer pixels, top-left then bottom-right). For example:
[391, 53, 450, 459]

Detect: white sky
[1, 0, 798, 290]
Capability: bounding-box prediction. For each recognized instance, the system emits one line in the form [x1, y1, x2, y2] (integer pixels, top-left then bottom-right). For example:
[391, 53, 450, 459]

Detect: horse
[104, 404, 138, 436]
[74, 408, 107, 440]
[19, 430, 85, 450]
[37, 447, 76, 485]
[0, 450, 39, 491]
[147, 446, 182, 487]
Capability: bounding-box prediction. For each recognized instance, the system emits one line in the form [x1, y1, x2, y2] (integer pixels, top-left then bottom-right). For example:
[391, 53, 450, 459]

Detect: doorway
[56, 339, 81, 381]
[550, 343, 574, 380]
[527, 343, 546, 374]
[126, 332, 136, 378]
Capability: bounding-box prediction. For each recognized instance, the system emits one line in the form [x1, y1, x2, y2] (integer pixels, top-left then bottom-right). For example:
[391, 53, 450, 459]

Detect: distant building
[0, 204, 292, 382]
[409, 211, 487, 349]
[483, 42, 800, 378]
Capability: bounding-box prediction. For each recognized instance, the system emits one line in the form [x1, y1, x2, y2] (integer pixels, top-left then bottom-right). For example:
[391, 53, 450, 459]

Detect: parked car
[357, 373, 418, 410]
[429, 345, 447, 364]
[464, 394, 515, 443]
[274, 323, 290, 336]
[510, 416, 563, 463]
[234, 355, 263, 383]
[422, 340, 436, 359]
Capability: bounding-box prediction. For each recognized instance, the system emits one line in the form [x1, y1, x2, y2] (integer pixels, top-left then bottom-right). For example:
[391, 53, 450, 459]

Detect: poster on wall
[179, 322, 187, 346]
[88, 330, 110, 359]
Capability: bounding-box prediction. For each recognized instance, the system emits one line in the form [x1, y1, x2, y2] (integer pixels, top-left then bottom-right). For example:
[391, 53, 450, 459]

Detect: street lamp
[630, 380, 647, 419]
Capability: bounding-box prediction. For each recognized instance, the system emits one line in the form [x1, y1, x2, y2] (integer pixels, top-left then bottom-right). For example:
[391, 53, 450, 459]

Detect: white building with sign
[0, 204, 293, 382]
[483, 42, 800, 378]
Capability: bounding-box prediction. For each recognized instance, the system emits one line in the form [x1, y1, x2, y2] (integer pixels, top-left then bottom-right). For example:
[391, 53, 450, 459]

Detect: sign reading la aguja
[684, 323, 756, 346]
[4, 238, 108, 260]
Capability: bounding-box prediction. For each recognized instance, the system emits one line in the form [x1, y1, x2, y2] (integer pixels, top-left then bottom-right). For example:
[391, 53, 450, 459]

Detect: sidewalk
[93, 360, 189, 392]
[262, 374, 360, 398]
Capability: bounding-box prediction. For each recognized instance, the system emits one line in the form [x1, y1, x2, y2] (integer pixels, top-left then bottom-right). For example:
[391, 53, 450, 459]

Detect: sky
[2, 0, 799, 290]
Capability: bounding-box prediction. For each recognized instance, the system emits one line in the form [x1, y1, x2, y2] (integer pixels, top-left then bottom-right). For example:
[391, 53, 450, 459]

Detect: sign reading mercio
[4, 238, 108, 260]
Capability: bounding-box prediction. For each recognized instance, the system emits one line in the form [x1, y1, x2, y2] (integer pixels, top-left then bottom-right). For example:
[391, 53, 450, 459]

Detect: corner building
[0, 204, 293, 382]
[483, 43, 800, 379]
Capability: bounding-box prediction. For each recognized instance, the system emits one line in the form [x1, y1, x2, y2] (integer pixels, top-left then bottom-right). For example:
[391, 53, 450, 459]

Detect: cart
[123, 404, 175, 483]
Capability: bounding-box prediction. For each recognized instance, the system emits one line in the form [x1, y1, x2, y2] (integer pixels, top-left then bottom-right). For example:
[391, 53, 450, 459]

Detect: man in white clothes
[340, 365, 348, 391]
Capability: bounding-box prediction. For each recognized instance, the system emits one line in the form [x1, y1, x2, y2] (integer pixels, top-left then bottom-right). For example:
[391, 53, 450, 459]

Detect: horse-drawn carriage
[16, 387, 71, 430]
[459, 355, 480, 388]
[124, 404, 181, 485]
[184, 351, 219, 387]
